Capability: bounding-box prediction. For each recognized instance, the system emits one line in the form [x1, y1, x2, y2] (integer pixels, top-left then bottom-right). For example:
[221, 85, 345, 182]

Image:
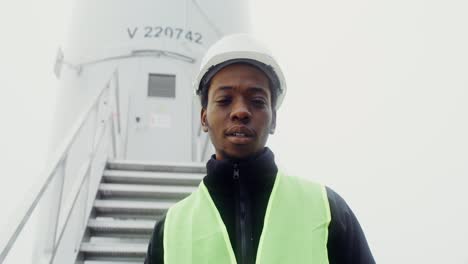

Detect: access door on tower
[126, 58, 193, 162]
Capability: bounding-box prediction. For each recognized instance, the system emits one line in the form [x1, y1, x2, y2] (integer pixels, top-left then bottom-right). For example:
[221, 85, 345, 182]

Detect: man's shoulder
[323, 186, 354, 222]
[167, 184, 202, 211]
[279, 174, 352, 223]
[280, 173, 323, 185]
[324, 186, 376, 263]
[279, 174, 348, 210]
[279, 174, 328, 196]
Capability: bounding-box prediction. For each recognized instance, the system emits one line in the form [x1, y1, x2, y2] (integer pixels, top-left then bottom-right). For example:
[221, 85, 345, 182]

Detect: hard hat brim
[196, 58, 281, 97]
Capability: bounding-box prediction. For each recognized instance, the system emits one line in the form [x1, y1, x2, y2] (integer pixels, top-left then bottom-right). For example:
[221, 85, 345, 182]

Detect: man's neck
[215, 148, 267, 162]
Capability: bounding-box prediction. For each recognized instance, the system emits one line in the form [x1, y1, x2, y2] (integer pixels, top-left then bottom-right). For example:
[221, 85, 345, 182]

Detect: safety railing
[0, 70, 122, 264]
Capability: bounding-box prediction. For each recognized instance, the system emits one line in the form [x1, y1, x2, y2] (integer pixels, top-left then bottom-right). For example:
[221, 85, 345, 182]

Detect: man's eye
[252, 98, 267, 106]
[216, 98, 231, 105]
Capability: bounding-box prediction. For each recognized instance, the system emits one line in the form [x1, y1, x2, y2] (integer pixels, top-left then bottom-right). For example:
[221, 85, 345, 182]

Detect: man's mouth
[226, 132, 251, 137]
[225, 127, 255, 144]
[225, 126, 255, 137]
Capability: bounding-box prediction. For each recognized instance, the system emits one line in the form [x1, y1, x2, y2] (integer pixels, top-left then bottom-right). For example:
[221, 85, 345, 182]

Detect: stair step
[80, 242, 146, 257]
[88, 236, 149, 244]
[103, 170, 204, 186]
[76, 160, 205, 263]
[98, 183, 196, 199]
[107, 159, 206, 173]
[94, 200, 173, 216]
[88, 219, 155, 235]
[84, 261, 141, 264]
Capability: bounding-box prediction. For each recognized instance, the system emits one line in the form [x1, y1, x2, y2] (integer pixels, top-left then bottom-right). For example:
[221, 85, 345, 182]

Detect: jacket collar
[203, 147, 278, 194]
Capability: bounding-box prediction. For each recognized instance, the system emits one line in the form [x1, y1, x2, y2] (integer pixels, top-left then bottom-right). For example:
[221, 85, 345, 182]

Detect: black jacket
[145, 148, 375, 264]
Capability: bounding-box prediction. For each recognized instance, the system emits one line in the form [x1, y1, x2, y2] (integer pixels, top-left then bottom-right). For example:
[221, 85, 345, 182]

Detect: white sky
[251, 1, 468, 263]
[1, 0, 467, 263]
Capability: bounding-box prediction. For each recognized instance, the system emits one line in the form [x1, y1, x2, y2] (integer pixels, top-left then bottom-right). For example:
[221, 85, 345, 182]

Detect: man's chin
[217, 147, 265, 161]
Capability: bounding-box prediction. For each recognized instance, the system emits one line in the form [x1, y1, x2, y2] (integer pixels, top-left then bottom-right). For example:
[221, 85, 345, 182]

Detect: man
[145, 34, 375, 264]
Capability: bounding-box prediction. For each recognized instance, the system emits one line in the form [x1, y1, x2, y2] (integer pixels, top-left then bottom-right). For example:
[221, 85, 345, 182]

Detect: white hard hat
[194, 33, 287, 110]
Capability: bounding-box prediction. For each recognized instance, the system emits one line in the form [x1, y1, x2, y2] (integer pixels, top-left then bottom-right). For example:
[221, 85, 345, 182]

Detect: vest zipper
[233, 163, 248, 264]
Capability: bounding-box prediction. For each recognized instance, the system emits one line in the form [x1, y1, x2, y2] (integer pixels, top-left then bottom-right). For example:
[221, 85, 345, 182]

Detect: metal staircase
[76, 160, 206, 263]
[0, 69, 212, 264]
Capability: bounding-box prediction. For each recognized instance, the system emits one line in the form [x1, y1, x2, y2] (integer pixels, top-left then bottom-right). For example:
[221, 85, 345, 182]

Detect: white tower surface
[52, 0, 251, 163]
[0, 2, 251, 264]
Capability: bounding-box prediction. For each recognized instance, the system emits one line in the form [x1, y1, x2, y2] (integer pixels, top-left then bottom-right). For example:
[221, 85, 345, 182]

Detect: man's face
[201, 63, 276, 160]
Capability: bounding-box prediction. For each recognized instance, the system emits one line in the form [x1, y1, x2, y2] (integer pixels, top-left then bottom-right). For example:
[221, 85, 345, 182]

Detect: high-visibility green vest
[164, 171, 331, 264]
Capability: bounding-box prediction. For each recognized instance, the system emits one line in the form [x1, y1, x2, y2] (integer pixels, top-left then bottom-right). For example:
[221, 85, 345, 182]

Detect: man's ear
[270, 110, 277, 134]
[201, 108, 209, 132]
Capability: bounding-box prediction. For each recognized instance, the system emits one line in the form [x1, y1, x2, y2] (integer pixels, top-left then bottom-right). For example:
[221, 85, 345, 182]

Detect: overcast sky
[1, 1, 468, 263]
[251, 2, 468, 262]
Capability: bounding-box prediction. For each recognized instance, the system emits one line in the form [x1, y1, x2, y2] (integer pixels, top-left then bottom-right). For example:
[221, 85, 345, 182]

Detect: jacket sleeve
[145, 216, 166, 264]
[326, 187, 376, 264]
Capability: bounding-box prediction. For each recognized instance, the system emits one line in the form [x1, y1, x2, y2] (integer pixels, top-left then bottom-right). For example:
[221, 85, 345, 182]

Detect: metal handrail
[0, 70, 120, 262]
[60, 49, 196, 75]
[50, 112, 113, 263]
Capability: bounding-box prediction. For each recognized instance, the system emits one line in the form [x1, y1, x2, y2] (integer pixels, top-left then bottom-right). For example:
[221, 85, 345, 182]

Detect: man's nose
[230, 99, 251, 123]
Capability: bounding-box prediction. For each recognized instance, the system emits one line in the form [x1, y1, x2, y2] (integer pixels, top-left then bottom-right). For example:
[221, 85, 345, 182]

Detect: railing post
[93, 88, 106, 153]
[52, 156, 67, 246]
[39, 155, 67, 262]
[78, 161, 92, 255]
[110, 113, 118, 159]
